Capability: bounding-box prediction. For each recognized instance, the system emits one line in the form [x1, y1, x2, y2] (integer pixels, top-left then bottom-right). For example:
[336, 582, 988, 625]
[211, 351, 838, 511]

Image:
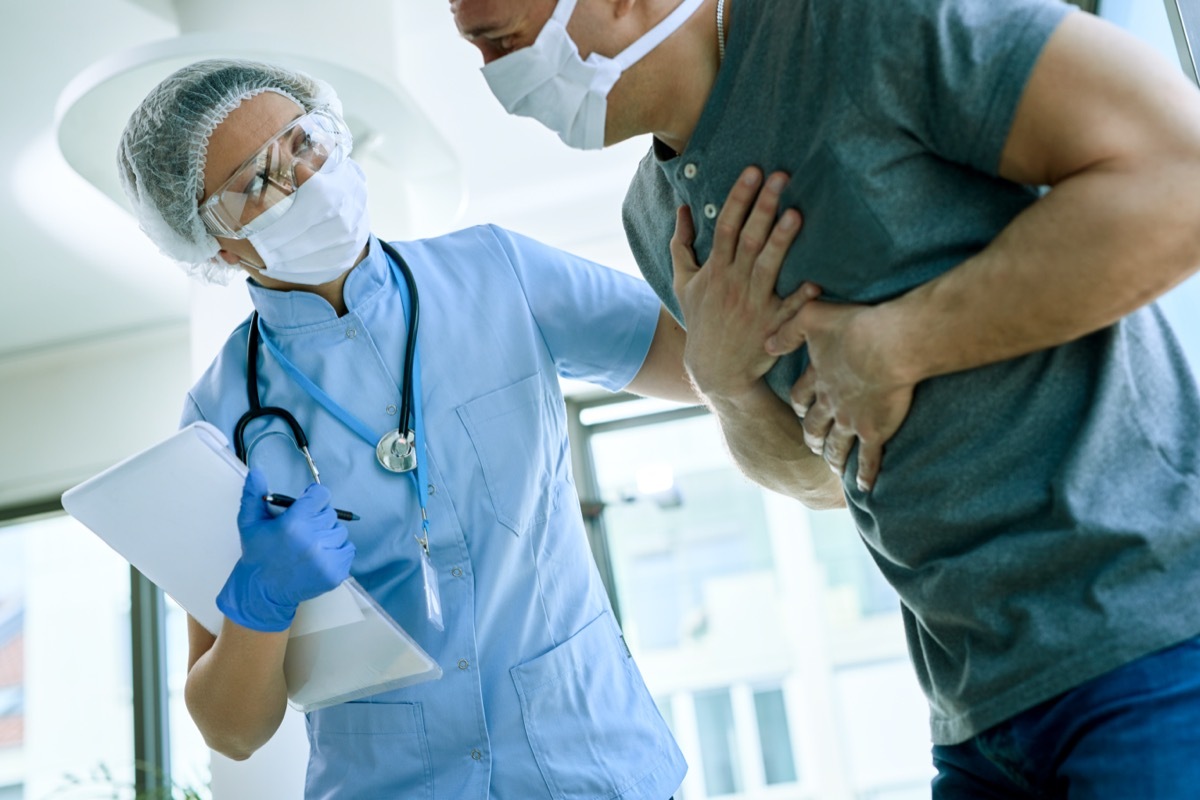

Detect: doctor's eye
[286, 127, 315, 157]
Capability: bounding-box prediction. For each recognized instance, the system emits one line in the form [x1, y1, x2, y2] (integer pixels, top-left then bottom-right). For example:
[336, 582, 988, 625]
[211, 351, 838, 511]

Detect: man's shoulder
[622, 145, 679, 231]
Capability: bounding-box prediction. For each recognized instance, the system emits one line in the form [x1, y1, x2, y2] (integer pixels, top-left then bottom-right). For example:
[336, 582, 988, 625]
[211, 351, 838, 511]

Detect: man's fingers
[821, 425, 855, 477]
[769, 305, 815, 356]
[749, 208, 802, 296]
[855, 441, 883, 493]
[790, 370, 817, 417]
[801, 399, 835, 455]
[671, 205, 701, 295]
[736, 172, 789, 267]
[711, 167, 763, 267]
[776, 279, 819, 322]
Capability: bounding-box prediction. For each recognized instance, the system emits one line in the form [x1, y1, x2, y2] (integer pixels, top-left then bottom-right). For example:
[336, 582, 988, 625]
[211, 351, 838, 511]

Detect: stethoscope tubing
[235, 239, 420, 472]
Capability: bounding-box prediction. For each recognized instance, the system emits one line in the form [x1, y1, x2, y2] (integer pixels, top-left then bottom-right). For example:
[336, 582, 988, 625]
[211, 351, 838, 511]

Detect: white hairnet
[117, 59, 342, 282]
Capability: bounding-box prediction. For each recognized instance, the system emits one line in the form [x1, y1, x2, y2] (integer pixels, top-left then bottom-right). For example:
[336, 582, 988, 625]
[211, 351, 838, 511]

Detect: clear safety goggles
[199, 107, 352, 239]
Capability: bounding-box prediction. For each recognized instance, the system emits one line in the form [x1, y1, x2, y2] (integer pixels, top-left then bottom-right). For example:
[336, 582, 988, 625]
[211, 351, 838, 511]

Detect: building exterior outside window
[0, 516, 134, 799]
[583, 406, 932, 800]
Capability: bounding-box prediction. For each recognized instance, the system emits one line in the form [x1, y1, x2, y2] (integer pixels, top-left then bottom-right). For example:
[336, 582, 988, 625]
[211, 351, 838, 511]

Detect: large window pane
[693, 689, 740, 797]
[586, 408, 932, 799]
[0, 514, 133, 799]
[166, 597, 210, 795]
[753, 688, 798, 786]
[834, 661, 933, 796]
[807, 508, 897, 623]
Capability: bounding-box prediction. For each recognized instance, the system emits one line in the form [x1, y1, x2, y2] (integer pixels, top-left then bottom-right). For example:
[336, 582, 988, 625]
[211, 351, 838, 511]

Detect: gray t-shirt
[623, 0, 1200, 744]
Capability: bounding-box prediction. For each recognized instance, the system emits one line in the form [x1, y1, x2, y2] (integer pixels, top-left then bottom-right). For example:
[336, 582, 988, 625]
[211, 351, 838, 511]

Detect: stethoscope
[233, 240, 421, 477]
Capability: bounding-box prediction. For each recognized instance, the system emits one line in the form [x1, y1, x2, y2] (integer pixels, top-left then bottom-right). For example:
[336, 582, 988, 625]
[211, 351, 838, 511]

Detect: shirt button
[451, 567, 463, 578]
[703, 203, 719, 219]
[385, 404, 398, 416]
[458, 659, 469, 670]
[345, 328, 357, 339]
[471, 749, 482, 761]
[427, 483, 437, 496]
[683, 162, 698, 179]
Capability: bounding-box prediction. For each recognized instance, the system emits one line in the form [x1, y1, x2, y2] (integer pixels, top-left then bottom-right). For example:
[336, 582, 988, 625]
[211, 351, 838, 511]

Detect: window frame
[0, 501, 172, 798]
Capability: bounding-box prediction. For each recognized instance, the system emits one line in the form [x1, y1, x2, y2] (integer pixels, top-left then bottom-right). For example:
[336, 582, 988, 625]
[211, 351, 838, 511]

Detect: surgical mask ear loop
[481, 0, 706, 150]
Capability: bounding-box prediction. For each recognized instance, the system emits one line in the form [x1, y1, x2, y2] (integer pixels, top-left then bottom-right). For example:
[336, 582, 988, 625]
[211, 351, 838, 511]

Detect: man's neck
[617, 0, 727, 156]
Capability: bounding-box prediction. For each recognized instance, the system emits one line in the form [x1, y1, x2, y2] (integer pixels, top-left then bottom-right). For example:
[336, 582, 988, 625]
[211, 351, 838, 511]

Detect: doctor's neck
[238, 243, 369, 317]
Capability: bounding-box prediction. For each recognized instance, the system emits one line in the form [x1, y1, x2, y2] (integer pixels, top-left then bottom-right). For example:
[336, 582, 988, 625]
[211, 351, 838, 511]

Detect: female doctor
[117, 59, 801, 799]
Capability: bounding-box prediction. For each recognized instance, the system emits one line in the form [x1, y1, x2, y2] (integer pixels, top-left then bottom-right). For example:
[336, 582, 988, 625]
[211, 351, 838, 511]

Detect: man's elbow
[1176, 154, 1200, 268]
[798, 486, 848, 511]
[771, 473, 846, 510]
[1137, 117, 1200, 264]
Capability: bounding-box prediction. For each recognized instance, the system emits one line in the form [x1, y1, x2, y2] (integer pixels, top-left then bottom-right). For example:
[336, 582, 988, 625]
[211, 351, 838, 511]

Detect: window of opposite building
[572, 399, 932, 800]
[0, 513, 134, 799]
[0, 511, 210, 800]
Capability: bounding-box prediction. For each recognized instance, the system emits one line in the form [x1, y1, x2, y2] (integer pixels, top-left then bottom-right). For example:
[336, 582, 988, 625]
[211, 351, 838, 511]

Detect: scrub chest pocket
[305, 701, 434, 799]
[511, 611, 677, 800]
[456, 374, 565, 535]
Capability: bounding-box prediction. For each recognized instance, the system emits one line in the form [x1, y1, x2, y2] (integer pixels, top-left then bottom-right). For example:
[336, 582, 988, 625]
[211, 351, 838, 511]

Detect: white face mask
[245, 158, 371, 286]
[481, 0, 706, 150]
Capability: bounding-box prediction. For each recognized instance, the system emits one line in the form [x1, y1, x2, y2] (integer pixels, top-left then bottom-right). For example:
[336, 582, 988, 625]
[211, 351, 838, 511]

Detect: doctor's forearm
[185, 621, 290, 760]
[708, 382, 845, 509]
[875, 159, 1200, 386]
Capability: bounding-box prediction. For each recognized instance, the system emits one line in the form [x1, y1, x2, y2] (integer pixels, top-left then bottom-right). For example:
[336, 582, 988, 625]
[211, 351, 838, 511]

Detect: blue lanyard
[255, 256, 431, 546]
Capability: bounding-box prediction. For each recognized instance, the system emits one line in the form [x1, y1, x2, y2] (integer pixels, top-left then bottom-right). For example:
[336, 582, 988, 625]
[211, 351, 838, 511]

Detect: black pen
[264, 493, 361, 521]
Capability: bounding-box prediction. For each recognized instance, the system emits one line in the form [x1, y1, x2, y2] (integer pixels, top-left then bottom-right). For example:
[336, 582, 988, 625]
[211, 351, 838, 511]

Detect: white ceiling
[0, 0, 653, 362]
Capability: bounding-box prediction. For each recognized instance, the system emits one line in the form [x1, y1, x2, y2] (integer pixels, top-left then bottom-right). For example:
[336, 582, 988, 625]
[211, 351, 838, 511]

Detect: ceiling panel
[1, 0, 650, 362]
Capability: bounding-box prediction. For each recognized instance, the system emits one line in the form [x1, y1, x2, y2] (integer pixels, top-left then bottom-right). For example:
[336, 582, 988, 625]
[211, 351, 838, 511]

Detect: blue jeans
[932, 634, 1200, 799]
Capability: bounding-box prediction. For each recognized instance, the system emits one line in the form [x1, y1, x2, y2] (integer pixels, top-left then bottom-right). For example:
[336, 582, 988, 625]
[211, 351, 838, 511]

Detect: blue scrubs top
[181, 226, 687, 799]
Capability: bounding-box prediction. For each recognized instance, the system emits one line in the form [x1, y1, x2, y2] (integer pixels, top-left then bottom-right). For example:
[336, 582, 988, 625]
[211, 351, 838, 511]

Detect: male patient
[452, 0, 1200, 795]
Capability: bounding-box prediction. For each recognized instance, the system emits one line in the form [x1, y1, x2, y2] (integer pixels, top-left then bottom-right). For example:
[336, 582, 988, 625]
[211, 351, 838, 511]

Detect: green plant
[49, 761, 210, 800]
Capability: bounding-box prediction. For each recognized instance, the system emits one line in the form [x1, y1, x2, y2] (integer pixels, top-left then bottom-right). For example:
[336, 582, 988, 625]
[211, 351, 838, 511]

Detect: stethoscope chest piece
[377, 428, 418, 472]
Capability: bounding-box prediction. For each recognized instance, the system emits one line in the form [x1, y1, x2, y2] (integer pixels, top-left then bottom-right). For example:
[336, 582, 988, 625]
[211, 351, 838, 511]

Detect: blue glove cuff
[216, 561, 298, 633]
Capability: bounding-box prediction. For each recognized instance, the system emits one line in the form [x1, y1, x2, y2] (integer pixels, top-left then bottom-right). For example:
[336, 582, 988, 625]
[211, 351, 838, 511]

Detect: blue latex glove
[216, 468, 356, 632]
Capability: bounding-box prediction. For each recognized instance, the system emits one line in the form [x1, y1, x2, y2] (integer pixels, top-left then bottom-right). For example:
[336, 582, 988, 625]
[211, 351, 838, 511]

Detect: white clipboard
[61, 421, 442, 711]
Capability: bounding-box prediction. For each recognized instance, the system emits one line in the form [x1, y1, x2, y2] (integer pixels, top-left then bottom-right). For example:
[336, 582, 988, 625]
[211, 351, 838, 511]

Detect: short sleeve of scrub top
[483, 225, 662, 392]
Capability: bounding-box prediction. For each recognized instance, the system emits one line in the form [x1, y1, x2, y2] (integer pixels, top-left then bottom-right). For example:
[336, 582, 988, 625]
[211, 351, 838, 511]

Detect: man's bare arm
[776, 12, 1200, 490]
[624, 306, 701, 404]
[884, 11, 1200, 382]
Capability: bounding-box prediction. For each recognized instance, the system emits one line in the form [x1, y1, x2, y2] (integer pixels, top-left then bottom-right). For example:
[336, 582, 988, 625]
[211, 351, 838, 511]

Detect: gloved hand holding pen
[217, 468, 356, 632]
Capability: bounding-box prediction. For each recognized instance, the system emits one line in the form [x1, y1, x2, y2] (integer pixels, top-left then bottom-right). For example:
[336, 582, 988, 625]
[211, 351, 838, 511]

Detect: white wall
[0, 324, 191, 508]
